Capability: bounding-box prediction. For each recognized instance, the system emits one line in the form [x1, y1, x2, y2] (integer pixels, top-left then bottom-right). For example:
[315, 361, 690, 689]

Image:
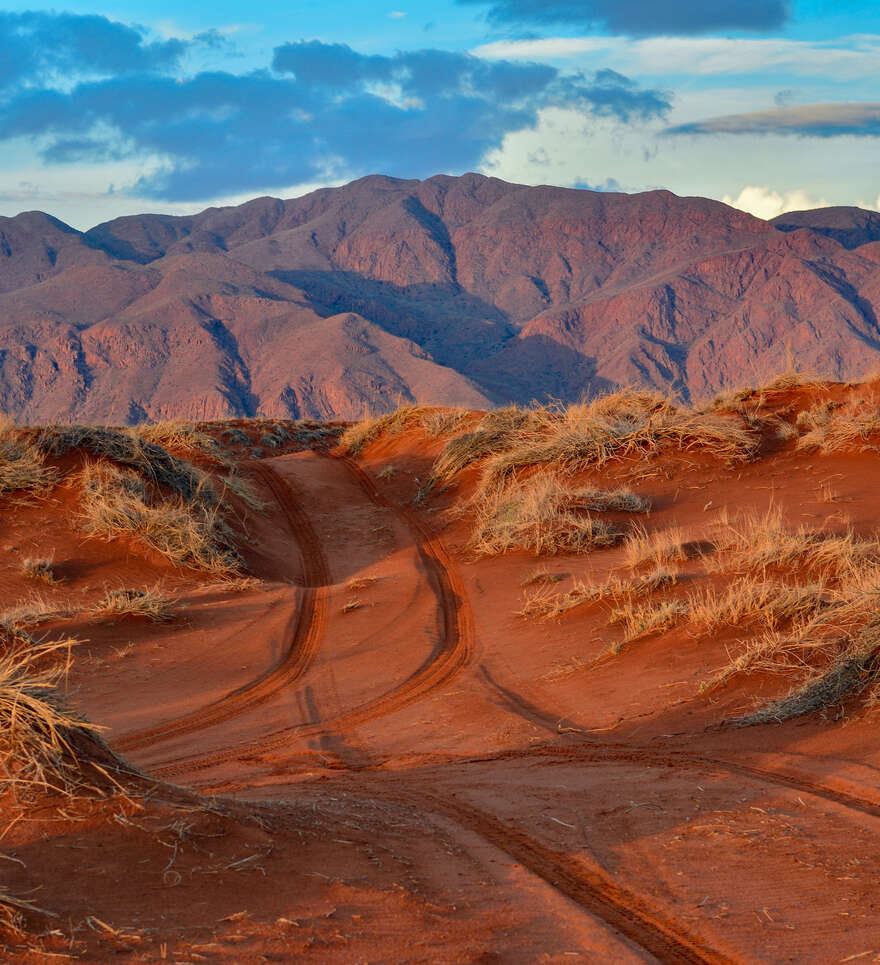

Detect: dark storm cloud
[454, 0, 789, 35]
[0, 11, 187, 88]
[665, 103, 880, 137]
[0, 25, 670, 202]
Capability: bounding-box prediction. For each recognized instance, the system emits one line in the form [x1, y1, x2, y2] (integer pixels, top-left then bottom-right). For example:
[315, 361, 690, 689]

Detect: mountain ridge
[1, 173, 879, 422]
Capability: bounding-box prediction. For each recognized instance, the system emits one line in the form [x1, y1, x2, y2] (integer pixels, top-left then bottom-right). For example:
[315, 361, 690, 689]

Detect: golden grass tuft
[712, 507, 880, 579]
[796, 396, 880, 453]
[340, 405, 436, 454]
[520, 567, 678, 619]
[78, 461, 239, 572]
[22, 556, 59, 585]
[0, 421, 56, 499]
[471, 473, 624, 557]
[609, 598, 689, 649]
[625, 524, 690, 569]
[0, 635, 99, 796]
[36, 424, 215, 504]
[93, 587, 175, 622]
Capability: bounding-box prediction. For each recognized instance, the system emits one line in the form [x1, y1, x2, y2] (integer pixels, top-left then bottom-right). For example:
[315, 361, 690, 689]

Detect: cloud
[0, 38, 669, 202]
[455, 0, 788, 35]
[472, 35, 880, 81]
[666, 103, 880, 137]
[722, 185, 831, 220]
[0, 11, 187, 89]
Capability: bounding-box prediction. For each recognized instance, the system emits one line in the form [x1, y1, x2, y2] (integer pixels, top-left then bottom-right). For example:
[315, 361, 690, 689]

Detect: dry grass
[520, 568, 678, 619]
[712, 507, 880, 579]
[796, 396, 880, 453]
[688, 578, 829, 633]
[482, 392, 761, 487]
[0, 635, 98, 796]
[0, 596, 64, 634]
[609, 599, 689, 649]
[625, 525, 690, 568]
[421, 408, 471, 437]
[472, 474, 624, 557]
[219, 471, 266, 512]
[22, 556, 59, 585]
[0, 421, 56, 499]
[79, 461, 239, 572]
[93, 587, 175, 622]
[36, 424, 214, 504]
[428, 407, 552, 491]
[340, 405, 435, 454]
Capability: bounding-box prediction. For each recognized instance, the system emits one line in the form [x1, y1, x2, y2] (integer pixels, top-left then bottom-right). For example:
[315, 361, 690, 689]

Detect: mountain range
[2, 172, 880, 423]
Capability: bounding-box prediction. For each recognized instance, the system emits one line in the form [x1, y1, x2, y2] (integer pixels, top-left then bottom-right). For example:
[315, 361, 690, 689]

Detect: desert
[4, 379, 880, 961]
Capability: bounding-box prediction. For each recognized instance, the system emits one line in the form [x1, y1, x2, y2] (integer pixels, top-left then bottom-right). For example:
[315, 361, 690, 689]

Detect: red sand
[5, 404, 880, 963]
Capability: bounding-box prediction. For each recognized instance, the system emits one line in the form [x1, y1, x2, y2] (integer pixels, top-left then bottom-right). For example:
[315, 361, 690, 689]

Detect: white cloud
[386, 10, 407, 18]
[472, 34, 880, 81]
[721, 185, 831, 220]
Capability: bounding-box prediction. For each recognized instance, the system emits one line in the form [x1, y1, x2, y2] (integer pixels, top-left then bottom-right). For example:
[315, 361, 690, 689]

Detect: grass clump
[713, 508, 880, 579]
[796, 396, 880, 453]
[0, 635, 98, 796]
[36, 424, 213, 505]
[520, 568, 677, 619]
[472, 474, 623, 557]
[609, 598, 688, 649]
[93, 587, 175, 622]
[22, 557, 59, 585]
[340, 405, 434, 455]
[625, 525, 691, 569]
[0, 423, 56, 499]
[79, 461, 239, 572]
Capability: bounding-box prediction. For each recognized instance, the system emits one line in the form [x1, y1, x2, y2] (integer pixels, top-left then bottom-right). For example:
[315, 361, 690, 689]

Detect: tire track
[116, 461, 330, 754]
[150, 454, 475, 779]
[404, 791, 734, 965]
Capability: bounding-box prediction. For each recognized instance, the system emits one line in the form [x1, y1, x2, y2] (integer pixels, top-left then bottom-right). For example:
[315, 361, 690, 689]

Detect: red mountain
[2, 173, 879, 422]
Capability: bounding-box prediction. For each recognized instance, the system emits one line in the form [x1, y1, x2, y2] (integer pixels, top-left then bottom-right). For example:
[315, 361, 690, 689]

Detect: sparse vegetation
[472, 473, 625, 556]
[22, 556, 59, 585]
[796, 396, 880, 453]
[78, 461, 239, 572]
[0, 635, 98, 796]
[0, 422, 56, 499]
[625, 525, 690, 568]
[93, 587, 175, 622]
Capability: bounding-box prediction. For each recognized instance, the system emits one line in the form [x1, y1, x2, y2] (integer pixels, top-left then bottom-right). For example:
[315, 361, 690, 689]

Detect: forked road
[112, 450, 880, 964]
[115, 461, 331, 754]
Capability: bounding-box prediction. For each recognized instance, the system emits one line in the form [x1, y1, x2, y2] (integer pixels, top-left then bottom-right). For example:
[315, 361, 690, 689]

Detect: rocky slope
[1, 174, 879, 422]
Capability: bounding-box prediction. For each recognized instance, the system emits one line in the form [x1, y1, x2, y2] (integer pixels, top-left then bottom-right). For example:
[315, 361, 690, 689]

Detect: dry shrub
[0, 635, 98, 796]
[0, 421, 56, 499]
[340, 405, 435, 454]
[93, 587, 174, 622]
[796, 396, 880, 453]
[36, 424, 213, 504]
[79, 461, 239, 572]
[713, 507, 880, 578]
[22, 557, 59, 585]
[472, 473, 623, 557]
[625, 524, 690, 568]
[428, 407, 552, 490]
[609, 598, 688, 649]
[688, 578, 829, 633]
[133, 421, 222, 457]
[520, 568, 677, 619]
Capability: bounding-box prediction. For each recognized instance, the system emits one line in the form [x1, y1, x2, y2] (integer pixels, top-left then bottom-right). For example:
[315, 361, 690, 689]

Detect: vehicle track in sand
[398, 791, 734, 965]
[151, 454, 475, 780]
[115, 462, 330, 754]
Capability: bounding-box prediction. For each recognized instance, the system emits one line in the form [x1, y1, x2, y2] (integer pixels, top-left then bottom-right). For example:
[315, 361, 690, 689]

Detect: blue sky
[0, 0, 877, 227]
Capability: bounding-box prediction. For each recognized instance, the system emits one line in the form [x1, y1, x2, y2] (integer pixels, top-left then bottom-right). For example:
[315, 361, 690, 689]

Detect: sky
[0, 0, 877, 228]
